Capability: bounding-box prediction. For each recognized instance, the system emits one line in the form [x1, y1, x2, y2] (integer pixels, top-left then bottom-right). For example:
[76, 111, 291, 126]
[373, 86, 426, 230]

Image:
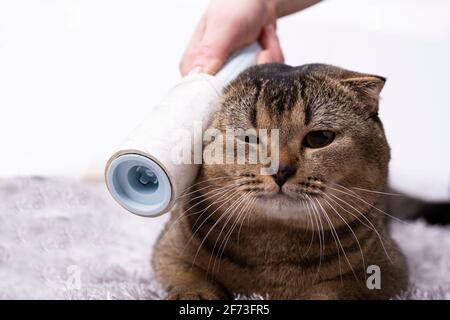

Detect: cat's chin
[254, 192, 310, 220]
[257, 190, 306, 203]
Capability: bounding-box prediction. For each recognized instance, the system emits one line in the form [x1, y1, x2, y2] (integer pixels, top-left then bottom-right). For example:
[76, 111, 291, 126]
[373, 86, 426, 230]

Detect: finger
[191, 23, 242, 75]
[258, 25, 284, 64]
[256, 50, 272, 64]
[180, 15, 207, 75]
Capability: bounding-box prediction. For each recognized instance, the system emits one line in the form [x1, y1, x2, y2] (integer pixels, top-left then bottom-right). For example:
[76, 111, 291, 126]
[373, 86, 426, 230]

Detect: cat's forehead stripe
[251, 73, 312, 129]
[223, 63, 378, 132]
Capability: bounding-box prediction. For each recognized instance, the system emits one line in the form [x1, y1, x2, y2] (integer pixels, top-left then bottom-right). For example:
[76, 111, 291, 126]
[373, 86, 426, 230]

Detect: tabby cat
[153, 63, 446, 300]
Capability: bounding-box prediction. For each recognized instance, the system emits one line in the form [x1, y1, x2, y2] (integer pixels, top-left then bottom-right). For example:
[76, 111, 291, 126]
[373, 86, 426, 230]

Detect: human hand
[180, 0, 284, 76]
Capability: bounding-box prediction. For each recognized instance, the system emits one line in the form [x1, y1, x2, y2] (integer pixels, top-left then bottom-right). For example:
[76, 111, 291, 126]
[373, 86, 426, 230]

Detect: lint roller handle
[215, 42, 261, 84]
[105, 42, 261, 217]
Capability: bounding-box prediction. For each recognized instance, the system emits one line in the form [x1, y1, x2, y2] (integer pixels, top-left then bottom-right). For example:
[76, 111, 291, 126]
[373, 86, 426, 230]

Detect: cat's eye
[238, 134, 259, 144]
[303, 131, 335, 149]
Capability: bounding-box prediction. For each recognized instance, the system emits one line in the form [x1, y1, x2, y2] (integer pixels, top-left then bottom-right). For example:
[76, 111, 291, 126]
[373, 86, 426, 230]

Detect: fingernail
[188, 65, 203, 75]
[202, 59, 223, 75]
[257, 51, 272, 64]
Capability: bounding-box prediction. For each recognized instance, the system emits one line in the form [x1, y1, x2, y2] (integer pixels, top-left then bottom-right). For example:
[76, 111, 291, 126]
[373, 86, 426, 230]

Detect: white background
[0, 0, 449, 199]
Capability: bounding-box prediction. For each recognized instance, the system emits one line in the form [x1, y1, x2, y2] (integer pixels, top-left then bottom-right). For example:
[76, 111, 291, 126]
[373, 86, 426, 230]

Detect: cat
[152, 63, 448, 300]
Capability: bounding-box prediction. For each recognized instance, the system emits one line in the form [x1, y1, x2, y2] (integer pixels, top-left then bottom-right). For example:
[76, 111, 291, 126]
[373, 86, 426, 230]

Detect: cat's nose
[272, 165, 296, 187]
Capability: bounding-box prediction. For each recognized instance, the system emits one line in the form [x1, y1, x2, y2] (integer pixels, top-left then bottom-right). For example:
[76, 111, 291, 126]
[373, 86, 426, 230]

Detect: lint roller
[105, 43, 261, 217]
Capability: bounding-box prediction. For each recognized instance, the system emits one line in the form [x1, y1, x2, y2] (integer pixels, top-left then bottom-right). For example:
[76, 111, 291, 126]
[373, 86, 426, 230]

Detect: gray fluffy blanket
[0, 178, 449, 299]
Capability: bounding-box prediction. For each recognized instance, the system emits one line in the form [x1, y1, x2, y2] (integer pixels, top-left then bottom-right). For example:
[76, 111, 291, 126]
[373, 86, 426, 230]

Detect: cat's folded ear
[340, 75, 386, 112]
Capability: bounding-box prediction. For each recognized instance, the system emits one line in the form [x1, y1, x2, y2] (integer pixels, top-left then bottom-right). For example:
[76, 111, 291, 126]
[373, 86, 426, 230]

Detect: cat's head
[200, 63, 390, 221]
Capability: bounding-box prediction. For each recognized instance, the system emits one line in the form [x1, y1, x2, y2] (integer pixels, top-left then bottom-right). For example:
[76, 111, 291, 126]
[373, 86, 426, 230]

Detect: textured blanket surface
[0, 177, 449, 300]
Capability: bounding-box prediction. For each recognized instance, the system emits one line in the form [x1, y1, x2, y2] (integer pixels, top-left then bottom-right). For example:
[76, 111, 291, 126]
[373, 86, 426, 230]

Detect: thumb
[257, 25, 284, 64]
[190, 24, 241, 75]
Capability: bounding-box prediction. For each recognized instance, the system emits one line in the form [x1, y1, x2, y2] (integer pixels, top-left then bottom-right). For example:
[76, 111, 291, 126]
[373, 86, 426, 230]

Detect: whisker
[176, 176, 247, 201]
[322, 197, 366, 276]
[183, 188, 243, 257]
[350, 187, 401, 196]
[211, 192, 256, 274]
[183, 182, 240, 208]
[301, 195, 315, 257]
[184, 184, 241, 231]
[329, 184, 406, 224]
[314, 198, 352, 284]
[323, 194, 378, 234]
[237, 196, 258, 246]
[178, 176, 231, 195]
[207, 191, 253, 273]
[218, 192, 255, 255]
[183, 180, 252, 230]
[306, 194, 325, 283]
[326, 192, 394, 263]
[190, 190, 249, 269]
[163, 185, 238, 236]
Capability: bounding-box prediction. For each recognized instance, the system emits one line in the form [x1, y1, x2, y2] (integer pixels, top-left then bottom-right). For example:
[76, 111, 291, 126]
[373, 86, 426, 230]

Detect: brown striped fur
[152, 63, 408, 299]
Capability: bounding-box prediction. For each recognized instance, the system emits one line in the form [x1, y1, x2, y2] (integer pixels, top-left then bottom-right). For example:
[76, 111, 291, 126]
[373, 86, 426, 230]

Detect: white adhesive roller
[105, 43, 261, 217]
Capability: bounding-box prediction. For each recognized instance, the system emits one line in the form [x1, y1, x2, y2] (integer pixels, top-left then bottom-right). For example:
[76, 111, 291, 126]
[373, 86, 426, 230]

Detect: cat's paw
[165, 289, 221, 300]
